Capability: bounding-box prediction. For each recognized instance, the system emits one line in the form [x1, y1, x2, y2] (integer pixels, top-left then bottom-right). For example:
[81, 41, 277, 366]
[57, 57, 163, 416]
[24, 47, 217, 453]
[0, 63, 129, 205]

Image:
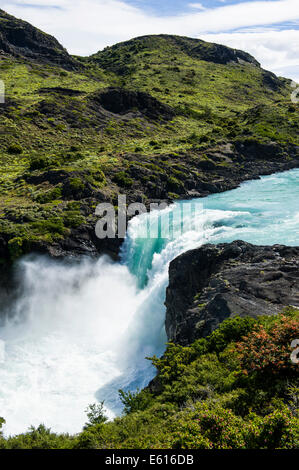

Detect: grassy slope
[0, 34, 298, 260]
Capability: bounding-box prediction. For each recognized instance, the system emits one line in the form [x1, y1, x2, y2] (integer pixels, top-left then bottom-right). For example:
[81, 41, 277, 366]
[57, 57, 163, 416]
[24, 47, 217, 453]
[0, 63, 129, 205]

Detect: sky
[0, 0, 298, 81]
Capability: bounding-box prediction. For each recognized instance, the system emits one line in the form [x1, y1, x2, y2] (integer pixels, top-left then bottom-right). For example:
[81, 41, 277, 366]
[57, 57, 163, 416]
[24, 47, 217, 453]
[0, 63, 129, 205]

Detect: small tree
[119, 388, 152, 415]
[84, 402, 108, 430]
[0, 417, 5, 436]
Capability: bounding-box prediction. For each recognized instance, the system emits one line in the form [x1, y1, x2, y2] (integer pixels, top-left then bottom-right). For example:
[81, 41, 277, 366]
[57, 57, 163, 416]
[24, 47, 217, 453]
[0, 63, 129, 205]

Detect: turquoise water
[0, 169, 298, 436]
[124, 168, 299, 286]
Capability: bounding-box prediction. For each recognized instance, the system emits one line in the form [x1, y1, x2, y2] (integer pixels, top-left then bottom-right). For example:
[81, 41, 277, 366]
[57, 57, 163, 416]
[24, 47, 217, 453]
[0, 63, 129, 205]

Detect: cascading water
[0, 169, 298, 436]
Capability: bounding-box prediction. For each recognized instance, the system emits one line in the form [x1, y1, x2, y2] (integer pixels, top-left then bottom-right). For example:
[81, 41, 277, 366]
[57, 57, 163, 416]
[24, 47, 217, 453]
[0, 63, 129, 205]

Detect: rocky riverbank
[1, 144, 298, 263]
[165, 240, 299, 345]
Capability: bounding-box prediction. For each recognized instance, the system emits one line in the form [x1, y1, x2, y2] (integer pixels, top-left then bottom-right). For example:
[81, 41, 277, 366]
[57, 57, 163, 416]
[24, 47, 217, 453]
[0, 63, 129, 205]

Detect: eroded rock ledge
[165, 241, 299, 345]
[0, 9, 77, 69]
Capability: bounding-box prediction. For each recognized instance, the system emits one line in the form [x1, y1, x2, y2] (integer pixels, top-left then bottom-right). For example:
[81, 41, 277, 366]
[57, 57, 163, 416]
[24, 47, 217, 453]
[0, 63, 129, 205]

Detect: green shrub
[35, 187, 62, 204]
[167, 176, 183, 192]
[244, 408, 299, 449]
[113, 172, 134, 188]
[119, 389, 153, 415]
[29, 156, 50, 171]
[8, 237, 25, 260]
[170, 404, 246, 449]
[0, 417, 5, 436]
[31, 217, 67, 236]
[69, 177, 85, 192]
[7, 143, 23, 154]
[69, 145, 80, 152]
[206, 316, 257, 354]
[1, 424, 74, 449]
[63, 211, 85, 228]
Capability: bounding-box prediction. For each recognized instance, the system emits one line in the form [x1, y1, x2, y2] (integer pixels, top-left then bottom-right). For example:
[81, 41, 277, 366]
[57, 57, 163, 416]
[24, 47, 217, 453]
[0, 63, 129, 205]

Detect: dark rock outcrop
[262, 70, 283, 91]
[39, 87, 84, 97]
[166, 241, 299, 345]
[187, 40, 260, 66]
[0, 9, 77, 69]
[93, 87, 176, 121]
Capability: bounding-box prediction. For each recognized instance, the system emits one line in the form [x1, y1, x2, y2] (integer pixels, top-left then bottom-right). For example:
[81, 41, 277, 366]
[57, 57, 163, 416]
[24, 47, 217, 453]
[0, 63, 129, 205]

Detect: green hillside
[0, 12, 298, 262]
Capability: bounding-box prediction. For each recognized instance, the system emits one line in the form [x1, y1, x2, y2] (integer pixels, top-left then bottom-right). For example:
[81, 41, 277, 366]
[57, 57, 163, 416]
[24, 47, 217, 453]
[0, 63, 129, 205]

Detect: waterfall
[0, 169, 298, 436]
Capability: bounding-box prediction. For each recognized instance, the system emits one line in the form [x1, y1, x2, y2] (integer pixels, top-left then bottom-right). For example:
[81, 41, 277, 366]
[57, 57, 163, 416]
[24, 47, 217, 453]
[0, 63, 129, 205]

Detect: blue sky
[127, 0, 227, 15]
[126, 0, 282, 15]
[0, 0, 298, 81]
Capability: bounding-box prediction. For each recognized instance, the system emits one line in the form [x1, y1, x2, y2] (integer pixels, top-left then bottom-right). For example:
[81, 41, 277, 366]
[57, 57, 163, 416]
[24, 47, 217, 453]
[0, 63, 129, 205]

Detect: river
[0, 168, 298, 436]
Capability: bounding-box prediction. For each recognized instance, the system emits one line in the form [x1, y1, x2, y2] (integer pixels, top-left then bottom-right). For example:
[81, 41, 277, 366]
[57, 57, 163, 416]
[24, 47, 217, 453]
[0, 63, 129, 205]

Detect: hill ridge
[0, 9, 77, 69]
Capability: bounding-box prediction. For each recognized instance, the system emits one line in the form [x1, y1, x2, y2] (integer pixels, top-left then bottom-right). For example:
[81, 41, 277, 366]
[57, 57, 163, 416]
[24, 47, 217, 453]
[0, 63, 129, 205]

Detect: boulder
[166, 241, 299, 345]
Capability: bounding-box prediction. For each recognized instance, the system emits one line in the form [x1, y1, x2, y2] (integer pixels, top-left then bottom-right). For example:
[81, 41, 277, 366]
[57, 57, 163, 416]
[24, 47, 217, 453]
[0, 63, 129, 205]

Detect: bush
[150, 343, 195, 385]
[35, 187, 62, 204]
[169, 404, 245, 449]
[119, 389, 153, 415]
[113, 171, 134, 188]
[31, 217, 67, 236]
[245, 408, 299, 449]
[236, 315, 299, 376]
[29, 156, 50, 171]
[207, 316, 257, 354]
[63, 211, 85, 228]
[69, 145, 80, 152]
[0, 417, 5, 436]
[1, 424, 74, 449]
[69, 177, 85, 192]
[8, 237, 25, 260]
[169, 403, 299, 449]
[29, 155, 62, 171]
[7, 143, 23, 154]
[167, 176, 184, 193]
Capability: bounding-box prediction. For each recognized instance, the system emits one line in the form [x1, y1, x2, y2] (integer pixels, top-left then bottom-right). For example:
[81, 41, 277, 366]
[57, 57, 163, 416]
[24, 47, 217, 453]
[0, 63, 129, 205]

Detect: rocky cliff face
[0, 9, 77, 69]
[166, 241, 299, 345]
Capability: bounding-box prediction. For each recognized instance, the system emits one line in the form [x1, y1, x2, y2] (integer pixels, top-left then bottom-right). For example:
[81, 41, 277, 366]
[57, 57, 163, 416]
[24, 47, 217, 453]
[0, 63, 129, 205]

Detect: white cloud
[201, 29, 299, 81]
[188, 3, 206, 10]
[0, 0, 298, 80]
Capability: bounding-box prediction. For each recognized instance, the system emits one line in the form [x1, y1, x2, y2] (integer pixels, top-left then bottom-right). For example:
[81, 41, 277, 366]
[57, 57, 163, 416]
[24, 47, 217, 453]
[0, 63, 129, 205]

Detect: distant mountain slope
[0, 9, 77, 69]
[0, 10, 298, 263]
[91, 34, 261, 72]
[90, 33, 286, 111]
